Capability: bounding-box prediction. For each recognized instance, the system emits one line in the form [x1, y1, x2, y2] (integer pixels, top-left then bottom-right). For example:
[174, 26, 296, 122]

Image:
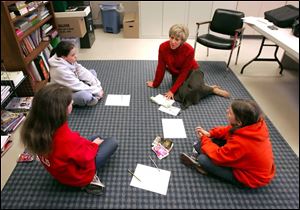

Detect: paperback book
[5, 96, 33, 111]
[151, 136, 174, 159]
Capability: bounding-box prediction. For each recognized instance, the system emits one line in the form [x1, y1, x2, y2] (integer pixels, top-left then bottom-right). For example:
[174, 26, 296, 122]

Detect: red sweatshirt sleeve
[209, 126, 231, 139]
[201, 135, 246, 166]
[153, 45, 166, 88]
[68, 133, 99, 168]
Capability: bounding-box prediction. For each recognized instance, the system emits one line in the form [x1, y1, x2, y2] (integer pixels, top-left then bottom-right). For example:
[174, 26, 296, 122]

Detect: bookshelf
[1, 1, 57, 96]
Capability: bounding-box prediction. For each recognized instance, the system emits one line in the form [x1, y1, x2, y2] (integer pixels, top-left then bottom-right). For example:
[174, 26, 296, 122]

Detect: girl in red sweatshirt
[180, 99, 276, 188]
[21, 84, 118, 195]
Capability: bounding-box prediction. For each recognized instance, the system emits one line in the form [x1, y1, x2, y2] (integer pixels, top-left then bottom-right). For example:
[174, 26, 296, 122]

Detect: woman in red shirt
[180, 99, 276, 188]
[20, 84, 118, 195]
[146, 24, 230, 106]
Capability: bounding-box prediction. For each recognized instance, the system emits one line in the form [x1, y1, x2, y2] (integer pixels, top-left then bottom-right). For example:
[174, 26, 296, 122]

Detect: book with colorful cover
[151, 136, 174, 159]
[5, 96, 33, 111]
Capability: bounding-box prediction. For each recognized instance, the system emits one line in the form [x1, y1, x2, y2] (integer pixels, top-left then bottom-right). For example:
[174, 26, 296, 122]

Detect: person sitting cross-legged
[20, 84, 118, 195]
[180, 99, 276, 188]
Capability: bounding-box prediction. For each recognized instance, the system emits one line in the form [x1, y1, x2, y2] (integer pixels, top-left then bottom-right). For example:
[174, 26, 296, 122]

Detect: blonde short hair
[169, 24, 189, 42]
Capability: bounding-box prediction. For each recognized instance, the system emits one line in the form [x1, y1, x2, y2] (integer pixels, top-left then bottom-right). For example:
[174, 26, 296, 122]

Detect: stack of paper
[150, 94, 180, 116]
[150, 94, 174, 108]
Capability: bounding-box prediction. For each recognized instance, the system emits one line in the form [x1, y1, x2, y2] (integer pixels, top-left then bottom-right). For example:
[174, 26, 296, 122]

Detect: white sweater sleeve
[75, 63, 101, 87]
[49, 56, 102, 95]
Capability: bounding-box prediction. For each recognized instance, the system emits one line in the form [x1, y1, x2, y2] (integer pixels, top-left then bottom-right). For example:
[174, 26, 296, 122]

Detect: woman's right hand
[146, 81, 154, 88]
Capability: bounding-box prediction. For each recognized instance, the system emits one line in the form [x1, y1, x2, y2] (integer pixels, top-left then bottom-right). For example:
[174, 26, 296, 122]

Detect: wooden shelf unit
[1, 1, 57, 96]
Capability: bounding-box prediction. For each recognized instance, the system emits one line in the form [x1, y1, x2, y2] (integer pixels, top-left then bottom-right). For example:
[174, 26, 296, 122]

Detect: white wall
[89, 1, 299, 37]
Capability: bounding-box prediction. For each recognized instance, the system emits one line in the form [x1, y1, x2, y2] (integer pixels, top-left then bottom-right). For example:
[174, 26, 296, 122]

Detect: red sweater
[201, 119, 276, 188]
[153, 41, 199, 94]
[38, 122, 99, 187]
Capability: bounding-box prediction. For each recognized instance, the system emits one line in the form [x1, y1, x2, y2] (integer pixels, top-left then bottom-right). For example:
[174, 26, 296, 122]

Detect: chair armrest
[196, 21, 211, 26]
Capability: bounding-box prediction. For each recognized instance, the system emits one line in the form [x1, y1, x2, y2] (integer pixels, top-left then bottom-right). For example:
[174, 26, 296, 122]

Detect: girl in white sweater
[49, 41, 103, 106]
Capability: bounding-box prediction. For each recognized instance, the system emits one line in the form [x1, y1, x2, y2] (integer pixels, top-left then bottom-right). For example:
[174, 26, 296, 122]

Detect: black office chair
[194, 9, 245, 68]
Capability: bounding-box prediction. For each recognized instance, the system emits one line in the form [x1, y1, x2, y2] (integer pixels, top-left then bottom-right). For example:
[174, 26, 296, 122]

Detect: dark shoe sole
[180, 153, 207, 175]
[82, 185, 105, 196]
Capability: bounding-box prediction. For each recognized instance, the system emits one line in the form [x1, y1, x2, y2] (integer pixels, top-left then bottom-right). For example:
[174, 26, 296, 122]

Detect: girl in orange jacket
[180, 99, 276, 188]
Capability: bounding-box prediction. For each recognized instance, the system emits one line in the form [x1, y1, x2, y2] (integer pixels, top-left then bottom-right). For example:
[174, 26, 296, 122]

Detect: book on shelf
[5, 96, 33, 111]
[1, 86, 11, 104]
[28, 61, 42, 81]
[15, 28, 24, 37]
[1, 71, 25, 88]
[1, 114, 25, 133]
[1, 135, 13, 157]
[42, 29, 58, 41]
[1, 110, 20, 126]
[39, 52, 50, 72]
[33, 55, 49, 80]
[151, 136, 174, 159]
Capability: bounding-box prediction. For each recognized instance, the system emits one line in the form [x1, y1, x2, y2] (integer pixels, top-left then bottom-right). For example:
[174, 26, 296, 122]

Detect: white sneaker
[90, 174, 105, 188]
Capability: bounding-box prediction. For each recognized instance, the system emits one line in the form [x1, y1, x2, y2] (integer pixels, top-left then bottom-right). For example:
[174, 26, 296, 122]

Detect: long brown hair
[20, 84, 72, 155]
[229, 99, 263, 134]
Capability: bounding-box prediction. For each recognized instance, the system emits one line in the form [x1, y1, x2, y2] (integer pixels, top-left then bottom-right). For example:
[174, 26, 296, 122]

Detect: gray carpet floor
[1, 61, 299, 209]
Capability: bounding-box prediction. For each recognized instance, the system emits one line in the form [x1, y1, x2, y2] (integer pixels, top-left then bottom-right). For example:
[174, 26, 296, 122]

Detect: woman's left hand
[164, 91, 174, 100]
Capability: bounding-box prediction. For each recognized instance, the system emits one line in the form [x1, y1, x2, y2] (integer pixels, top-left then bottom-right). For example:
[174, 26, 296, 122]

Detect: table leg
[240, 37, 283, 74]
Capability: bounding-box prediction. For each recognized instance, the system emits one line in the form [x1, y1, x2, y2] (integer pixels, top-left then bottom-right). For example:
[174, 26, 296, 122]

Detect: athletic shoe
[82, 174, 105, 196]
[180, 153, 208, 175]
[87, 97, 98, 106]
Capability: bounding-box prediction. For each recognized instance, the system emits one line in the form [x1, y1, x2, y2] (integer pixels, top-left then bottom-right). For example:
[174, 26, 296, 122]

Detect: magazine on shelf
[1, 110, 25, 133]
[5, 96, 33, 111]
[151, 136, 174, 159]
[1, 71, 25, 88]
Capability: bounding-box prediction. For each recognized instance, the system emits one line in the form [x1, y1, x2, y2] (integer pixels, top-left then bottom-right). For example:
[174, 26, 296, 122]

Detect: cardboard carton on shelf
[123, 12, 139, 38]
[56, 17, 87, 38]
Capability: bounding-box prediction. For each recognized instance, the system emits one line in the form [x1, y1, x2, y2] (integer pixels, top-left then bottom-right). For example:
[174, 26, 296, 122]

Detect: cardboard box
[123, 13, 139, 38]
[56, 17, 87, 38]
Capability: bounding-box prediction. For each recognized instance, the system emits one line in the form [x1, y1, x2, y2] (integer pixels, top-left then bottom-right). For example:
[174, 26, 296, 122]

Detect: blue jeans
[88, 135, 118, 170]
[194, 140, 243, 187]
[72, 69, 98, 106]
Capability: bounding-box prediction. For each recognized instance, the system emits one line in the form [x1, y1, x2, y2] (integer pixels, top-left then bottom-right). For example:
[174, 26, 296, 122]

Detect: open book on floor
[151, 136, 173, 159]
